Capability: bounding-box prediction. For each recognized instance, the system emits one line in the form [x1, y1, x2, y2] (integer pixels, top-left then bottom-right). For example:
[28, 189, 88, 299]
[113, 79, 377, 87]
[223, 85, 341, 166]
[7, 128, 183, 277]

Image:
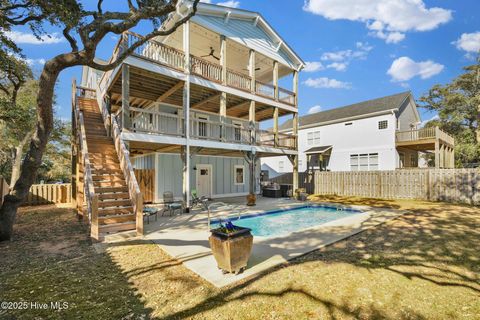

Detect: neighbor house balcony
[396, 126, 454, 147]
[128, 107, 296, 150]
[117, 31, 296, 106]
[396, 126, 455, 169]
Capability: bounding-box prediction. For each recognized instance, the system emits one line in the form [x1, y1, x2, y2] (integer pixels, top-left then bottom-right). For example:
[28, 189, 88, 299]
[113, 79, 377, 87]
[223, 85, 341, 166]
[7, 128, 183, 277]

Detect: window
[378, 120, 388, 130]
[307, 132, 313, 146]
[233, 122, 242, 142]
[279, 161, 284, 171]
[197, 115, 209, 137]
[307, 130, 320, 145]
[234, 165, 244, 185]
[350, 153, 379, 171]
[410, 154, 418, 167]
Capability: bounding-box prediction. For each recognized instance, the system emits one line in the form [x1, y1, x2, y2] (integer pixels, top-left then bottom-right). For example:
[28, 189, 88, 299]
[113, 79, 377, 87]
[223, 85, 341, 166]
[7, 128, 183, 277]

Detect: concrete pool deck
[142, 196, 406, 287]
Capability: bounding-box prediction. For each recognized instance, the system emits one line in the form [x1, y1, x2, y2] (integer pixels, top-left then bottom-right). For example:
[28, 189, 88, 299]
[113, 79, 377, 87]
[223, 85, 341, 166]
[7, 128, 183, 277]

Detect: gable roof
[279, 91, 412, 131]
[166, 1, 305, 70]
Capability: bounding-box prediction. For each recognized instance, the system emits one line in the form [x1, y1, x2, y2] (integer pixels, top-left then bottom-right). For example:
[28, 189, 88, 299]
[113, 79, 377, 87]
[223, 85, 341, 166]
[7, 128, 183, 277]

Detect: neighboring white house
[262, 91, 455, 174]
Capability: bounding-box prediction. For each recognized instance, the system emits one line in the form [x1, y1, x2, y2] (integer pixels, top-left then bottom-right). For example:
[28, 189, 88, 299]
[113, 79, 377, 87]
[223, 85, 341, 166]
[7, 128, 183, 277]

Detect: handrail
[111, 116, 144, 235]
[255, 80, 275, 99]
[72, 80, 99, 239]
[395, 126, 454, 146]
[226, 68, 251, 91]
[190, 54, 222, 83]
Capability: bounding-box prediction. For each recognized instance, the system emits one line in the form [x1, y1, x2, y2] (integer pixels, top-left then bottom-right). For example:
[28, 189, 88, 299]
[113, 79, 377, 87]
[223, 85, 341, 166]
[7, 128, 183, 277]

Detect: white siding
[262, 113, 397, 173]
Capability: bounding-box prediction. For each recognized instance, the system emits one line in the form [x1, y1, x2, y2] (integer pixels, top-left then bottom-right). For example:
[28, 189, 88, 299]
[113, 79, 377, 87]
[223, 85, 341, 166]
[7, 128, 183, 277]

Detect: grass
[1, 198, 479, 319]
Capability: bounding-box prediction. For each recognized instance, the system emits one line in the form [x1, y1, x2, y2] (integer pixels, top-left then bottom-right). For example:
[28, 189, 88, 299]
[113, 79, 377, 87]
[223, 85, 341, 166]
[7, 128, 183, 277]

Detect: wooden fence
[270, 169, 480, 205]
[23, 183, 72, 206]
[134, 169, 154, 203]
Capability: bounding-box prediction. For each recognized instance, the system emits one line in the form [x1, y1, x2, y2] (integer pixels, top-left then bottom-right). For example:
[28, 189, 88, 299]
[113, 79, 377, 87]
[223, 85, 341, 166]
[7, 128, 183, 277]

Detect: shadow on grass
[0, 206, 154, 319]
[154, 197, 479, 319]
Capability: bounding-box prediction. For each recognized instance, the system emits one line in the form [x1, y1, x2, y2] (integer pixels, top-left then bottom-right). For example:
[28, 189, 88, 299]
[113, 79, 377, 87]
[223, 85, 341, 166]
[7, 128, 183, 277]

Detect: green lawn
[1, 198, 479, 319]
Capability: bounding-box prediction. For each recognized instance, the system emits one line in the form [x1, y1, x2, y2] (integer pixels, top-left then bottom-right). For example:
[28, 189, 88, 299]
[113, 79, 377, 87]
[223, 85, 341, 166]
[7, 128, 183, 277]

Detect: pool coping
[144, 201, 406, 288]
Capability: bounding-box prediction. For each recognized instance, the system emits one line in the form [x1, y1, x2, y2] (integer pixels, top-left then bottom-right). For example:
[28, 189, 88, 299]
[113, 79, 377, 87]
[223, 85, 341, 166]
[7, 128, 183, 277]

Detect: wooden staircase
[76, 96, 137, 236]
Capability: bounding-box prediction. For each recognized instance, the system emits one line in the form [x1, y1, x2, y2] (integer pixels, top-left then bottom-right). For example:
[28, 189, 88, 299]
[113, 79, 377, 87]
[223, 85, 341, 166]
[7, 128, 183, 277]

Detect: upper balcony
[107, 29, 297, 107]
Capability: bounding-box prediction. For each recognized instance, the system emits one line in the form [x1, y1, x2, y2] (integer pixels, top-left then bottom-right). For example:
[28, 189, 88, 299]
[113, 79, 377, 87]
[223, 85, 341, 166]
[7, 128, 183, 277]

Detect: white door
[196, 164, 212, 198]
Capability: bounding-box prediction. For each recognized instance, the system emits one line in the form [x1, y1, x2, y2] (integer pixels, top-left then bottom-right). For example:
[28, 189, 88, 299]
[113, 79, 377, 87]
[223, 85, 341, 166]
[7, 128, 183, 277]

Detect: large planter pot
[246, 193, 256, 206]
[209, 226, 253, 274]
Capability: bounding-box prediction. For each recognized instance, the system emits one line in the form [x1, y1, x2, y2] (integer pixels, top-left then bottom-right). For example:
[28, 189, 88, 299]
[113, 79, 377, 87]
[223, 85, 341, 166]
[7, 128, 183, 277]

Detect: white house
[80, 0, 304, 203]
[262, 91, 455, 174]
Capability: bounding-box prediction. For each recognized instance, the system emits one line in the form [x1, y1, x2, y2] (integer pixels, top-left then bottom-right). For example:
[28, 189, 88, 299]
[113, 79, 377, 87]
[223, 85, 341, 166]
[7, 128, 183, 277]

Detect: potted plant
[209, 221, 253, 274]
[246, 193, 256, 206]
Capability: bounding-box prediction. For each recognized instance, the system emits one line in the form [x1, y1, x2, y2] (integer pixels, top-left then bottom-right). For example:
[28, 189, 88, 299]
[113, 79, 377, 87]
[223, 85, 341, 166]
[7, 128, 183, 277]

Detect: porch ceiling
[109, 66, 291, 121]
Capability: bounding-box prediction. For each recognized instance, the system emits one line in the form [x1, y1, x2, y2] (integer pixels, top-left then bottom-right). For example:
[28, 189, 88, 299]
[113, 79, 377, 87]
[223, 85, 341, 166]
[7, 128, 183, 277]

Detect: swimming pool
[211, 205, 363, 237]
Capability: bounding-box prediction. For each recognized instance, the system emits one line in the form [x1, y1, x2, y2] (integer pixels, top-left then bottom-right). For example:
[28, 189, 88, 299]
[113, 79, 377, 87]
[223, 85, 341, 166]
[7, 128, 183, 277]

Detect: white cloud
[303, 77, 351, 89]
[303, 0, 452, 43]
[200, 0, 212, 2]
[387, 56, 444, 82]
[304, 61, 325, 72]
[327, 62, 348, 71]
[319, 41, 372, 71]
[308, 105, 323, 114]
[216, 0, 240, 8]
[5, 30, 64, 45]
[24, 58, 46, 66]
[420, 114, 439, 128]
[452, 32, 480, 53]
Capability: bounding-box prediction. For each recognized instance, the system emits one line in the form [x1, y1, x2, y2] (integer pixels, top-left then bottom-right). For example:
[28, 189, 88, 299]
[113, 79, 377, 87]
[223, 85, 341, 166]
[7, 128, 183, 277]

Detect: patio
[138, 196, 406, 287]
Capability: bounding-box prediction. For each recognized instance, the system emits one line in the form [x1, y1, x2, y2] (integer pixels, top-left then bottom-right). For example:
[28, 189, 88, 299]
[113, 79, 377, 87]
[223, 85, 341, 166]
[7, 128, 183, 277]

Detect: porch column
[451, 146, 455, 168]
[219, 35, 227, 141]
[248, 50, 256, 144]
[249, 49, 256, 93]
[247, 151, 256, 196]
[182, 20, 191, 209]
[121, 64, 130, 131]
[434, 139, 440, 169]
[249, 101, 256, 144]
[292, 112, 299, 192]
[273, 107, 279, 147]
[273, 60, 279, 101]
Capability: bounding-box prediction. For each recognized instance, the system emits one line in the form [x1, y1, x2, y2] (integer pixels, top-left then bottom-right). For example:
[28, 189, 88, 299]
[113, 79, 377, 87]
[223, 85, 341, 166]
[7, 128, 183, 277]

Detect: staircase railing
[111, 115, 144, 235]
[72, 80, 99, 239]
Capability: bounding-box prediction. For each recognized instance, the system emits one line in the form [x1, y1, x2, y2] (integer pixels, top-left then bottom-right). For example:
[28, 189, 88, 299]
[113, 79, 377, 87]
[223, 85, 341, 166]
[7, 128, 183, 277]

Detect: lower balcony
[126, 107, 296, 150]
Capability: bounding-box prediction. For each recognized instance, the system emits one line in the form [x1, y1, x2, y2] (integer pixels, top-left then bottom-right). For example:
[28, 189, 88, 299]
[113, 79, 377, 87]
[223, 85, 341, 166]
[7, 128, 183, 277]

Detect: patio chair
[162, 191, 183, 216]
[143, 207, 159, 224]
[191, 189, 209, 210]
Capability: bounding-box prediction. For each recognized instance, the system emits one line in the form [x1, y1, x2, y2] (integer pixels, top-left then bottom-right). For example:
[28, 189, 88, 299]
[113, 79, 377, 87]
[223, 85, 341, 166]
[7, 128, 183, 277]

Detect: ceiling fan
[243, 67, 261, 72]
[201, 47, 220, 60]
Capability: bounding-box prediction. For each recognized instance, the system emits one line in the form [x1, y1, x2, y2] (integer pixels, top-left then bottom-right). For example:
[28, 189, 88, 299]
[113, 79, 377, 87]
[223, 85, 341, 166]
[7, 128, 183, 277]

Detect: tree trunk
[0, 62, 59, 241]
[10, 132, 33, 187]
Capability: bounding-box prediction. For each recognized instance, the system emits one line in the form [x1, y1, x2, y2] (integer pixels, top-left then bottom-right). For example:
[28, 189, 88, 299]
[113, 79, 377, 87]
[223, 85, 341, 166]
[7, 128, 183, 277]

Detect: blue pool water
[211, 205, 362, 237]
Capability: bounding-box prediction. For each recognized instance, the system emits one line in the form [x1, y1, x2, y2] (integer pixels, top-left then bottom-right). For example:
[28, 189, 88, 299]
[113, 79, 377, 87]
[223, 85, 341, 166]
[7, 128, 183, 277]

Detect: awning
[305, 145, 332, 155]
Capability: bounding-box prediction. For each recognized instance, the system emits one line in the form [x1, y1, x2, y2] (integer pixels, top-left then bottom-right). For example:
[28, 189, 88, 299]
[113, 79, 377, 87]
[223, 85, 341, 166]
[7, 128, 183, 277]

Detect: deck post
[121, 65, 130, 131]
[219, 35, 227, 141]
[273, 60, 279, 101]
[249, 101, 256, 144]
[182, 20, 191, 210]
[292, 112, 299, 192]
[249, 49, 256, 93]
[273, 107, 279, 147]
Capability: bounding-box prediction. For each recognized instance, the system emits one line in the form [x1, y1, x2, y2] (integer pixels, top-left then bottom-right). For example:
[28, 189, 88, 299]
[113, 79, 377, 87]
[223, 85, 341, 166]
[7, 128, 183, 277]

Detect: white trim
[232, 120, 243, 142]
[234, 164, 245, 186]
[196, 164, 213, 197]
[211, 192, 249, 199]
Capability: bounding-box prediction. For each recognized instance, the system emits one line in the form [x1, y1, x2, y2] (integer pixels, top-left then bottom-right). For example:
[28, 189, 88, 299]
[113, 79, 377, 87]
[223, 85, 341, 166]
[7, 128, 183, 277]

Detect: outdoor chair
[162, 191, 183, 216]
[191, 189, 209, 210]
[143, 207, 159, 224]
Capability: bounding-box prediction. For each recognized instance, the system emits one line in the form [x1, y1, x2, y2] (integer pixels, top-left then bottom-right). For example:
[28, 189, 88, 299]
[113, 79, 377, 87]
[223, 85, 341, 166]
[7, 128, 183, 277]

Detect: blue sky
[8, 0, 480, 126]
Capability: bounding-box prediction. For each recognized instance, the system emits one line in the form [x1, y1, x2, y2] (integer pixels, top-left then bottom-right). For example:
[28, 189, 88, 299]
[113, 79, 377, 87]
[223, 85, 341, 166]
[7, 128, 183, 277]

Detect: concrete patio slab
[143, 197, 405, 287]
